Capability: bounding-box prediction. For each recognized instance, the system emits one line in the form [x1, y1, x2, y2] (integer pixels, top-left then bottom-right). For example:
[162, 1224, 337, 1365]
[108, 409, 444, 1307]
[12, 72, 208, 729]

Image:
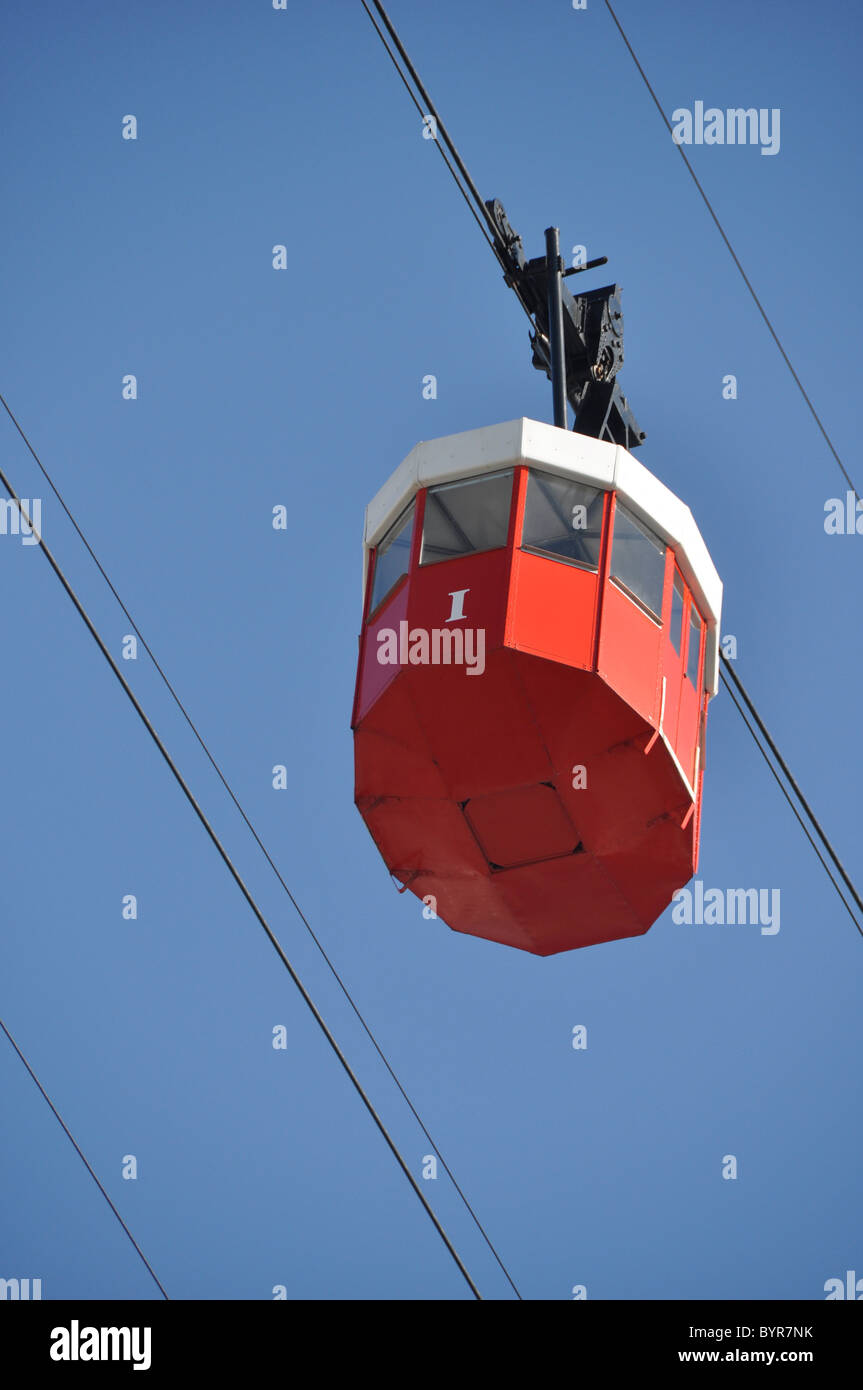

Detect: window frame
[367, 500, 415, 620]
[608, 502, 666, 625]
[419, 468, 515, 568]
[686, 601, 704, 689]
[519, 468, 606, 573]
[669, 567, 685, 656]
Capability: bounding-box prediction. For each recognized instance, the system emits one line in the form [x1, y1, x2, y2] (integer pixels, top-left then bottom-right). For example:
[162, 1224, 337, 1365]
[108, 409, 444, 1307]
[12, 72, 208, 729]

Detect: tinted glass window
[421, 470, 513, 566]
[521, 470, 604, 569]
[687, 604, 703, 687]
[670, 569, 684, 654]
[610, 503, 666, 619]
[370, 503, 414, 614]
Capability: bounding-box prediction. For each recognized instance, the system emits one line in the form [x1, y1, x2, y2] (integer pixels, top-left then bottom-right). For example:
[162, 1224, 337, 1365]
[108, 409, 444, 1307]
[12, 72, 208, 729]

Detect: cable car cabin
[352, 418, 722, 955]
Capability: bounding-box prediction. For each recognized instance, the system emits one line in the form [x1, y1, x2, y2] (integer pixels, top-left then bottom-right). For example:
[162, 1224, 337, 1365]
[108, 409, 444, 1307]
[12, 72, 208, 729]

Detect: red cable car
[352, 417, 722, 955]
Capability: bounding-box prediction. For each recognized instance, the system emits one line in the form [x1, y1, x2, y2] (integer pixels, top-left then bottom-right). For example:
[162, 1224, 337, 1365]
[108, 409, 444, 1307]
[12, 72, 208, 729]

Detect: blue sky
[1, 0, 860, 1300]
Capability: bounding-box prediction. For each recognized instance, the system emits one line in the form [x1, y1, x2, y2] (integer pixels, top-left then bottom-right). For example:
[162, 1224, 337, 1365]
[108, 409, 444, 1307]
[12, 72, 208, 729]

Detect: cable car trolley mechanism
[352, 201, 723, 955]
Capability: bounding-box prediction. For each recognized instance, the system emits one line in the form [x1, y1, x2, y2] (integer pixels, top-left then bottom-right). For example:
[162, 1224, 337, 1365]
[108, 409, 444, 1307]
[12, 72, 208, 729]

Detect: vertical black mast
[485, 198, 646, 449]
[544, 226, 568, 430]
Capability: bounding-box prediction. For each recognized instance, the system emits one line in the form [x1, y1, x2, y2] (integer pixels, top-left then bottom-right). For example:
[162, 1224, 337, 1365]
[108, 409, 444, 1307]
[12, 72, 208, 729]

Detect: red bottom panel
[354, 650, 699, 956]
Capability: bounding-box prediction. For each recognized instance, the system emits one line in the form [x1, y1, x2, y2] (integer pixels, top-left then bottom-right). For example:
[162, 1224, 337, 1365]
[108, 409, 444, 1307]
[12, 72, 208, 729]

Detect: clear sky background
[1, 0, 860, 1301]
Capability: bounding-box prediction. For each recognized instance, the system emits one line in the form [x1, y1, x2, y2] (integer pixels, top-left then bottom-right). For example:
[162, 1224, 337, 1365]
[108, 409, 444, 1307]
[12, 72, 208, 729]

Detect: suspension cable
[0, 467, 483, 1301]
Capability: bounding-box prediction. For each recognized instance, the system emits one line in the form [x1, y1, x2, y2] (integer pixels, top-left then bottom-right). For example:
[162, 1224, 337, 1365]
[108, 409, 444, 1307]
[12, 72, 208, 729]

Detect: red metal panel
[508, 549, 598, 670]
[514, 653, 643, 772]
[507, 652, 688, 854]
[692, 699, 708, 870]
[558, 731, 693, 857]
[354, 672, 448, 800]
[492, 854, 646, 954]
[675, 599, 701, 784]
[675, 677, 699, 781]
[659, 554, 683, 752]
[464, 783, 579, 868]
[403, 650, 552, 800]
[354, 641, 705, 954]
[597, 579, 662, 726]
[353, 579, 409, 726]
[408, 546, 511, 652]
[360, 793, 488, 877]
[405, 868, 540, 954]
[599, 815, 695, 925]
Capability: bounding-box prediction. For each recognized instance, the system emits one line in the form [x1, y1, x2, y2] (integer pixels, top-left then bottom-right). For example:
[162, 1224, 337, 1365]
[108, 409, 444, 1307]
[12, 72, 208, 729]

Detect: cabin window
[670, 569, 684, 655]
[687, 604, 703, 687]
[369, 502, 414, 614]
[609, 503, 666, 620]
[521, 470, 604, 570]
[420, 470, 513, 566]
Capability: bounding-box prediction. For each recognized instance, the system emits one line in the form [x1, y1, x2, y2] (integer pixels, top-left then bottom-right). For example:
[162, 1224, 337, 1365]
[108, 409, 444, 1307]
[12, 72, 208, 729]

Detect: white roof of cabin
[363, 418, 723, 696]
